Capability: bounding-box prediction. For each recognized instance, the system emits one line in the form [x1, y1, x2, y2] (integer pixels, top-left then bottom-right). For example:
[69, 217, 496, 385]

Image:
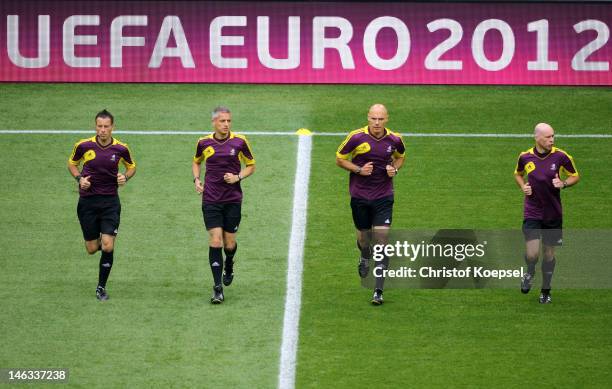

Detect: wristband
[394, 167, 398, 174]
[563, 180, 568, 189]
[355, 167, 362, 175]
[238, 174, 243, 181]
[75, 175, 82, 182]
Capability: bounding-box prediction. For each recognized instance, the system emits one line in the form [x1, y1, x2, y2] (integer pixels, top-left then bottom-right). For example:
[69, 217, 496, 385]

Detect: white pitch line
[0, 129, 610, 138]
[0, 129, 296, 136]
[278, 134, 312, 389]
[315, 132, 612, 138]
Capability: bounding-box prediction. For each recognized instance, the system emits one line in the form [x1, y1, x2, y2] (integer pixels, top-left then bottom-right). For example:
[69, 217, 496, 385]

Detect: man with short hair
[514, 123, 579, 304]
[68, 109, 136, 301]
[193, 107, 255, 304]
[336, 104, 405, 305]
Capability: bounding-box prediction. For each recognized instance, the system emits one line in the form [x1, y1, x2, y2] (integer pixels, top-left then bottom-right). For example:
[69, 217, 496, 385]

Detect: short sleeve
[336, 133, 358, 160]
[238, 137, 255, 166]
[560, 153, 578, 177]
[514, 154, 525, 175]
[393, 135, 406, 158]
[68, 141, 85, 165]
[120, 144, 136, 169]
[193, 140, 205, 164]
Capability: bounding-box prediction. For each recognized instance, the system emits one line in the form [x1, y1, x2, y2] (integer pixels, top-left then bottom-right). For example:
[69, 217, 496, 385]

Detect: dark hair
[95, 109, 114, 124]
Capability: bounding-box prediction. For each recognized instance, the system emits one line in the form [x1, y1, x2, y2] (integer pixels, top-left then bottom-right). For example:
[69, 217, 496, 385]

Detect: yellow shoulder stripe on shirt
[389, 130, 406, 158]
[235, 133, 256, 165]
[193, 136, 212, 163]
[554, 147, 579, 177]
[67, 136, 96, 165]
[513, 149, 532, 175]
[336, 126, 368, 159]
[114, 138, 137, 169]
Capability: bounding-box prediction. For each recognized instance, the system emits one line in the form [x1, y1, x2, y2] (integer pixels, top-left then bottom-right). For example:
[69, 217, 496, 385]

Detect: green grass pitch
[0, 83, 611, 387]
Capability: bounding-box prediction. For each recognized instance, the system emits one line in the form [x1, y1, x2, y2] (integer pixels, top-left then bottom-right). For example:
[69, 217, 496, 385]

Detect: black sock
[209, 247, 223, 286]
[525, 255, 537, 275]
[374, 257, 388, 291]
[98, 250, 114, 288]
[224, 244, 237, 273]
[541, 258, 556, 290]
[357, 240, 372, 261]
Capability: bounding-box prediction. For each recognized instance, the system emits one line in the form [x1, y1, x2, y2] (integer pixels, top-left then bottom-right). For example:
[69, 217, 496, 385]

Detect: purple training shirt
[336, 126, 406, 201]
[514, 146, 578, 221]
[194, 132, 255, 204]
[68, 136, 136, 197]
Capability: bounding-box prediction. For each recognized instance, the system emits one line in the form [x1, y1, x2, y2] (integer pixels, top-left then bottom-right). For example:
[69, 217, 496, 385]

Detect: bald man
[336, 104, 406, 305]
[514, 123, 580, 304]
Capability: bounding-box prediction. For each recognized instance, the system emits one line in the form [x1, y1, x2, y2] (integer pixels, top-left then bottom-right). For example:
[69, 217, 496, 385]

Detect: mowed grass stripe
[1, 84, 610, 134]
[296, 136, 612, 388]
[0, 134, 296, 387]
[1, 83, 610, 388]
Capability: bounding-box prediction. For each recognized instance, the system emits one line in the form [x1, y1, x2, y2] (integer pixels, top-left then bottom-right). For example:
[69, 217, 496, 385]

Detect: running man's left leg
[521, 219, 542, 294]
[222, 231, 237, 286]
[372, 226, 390, 303]
[98, 234, 116, 293]
[221, 203, 241, 286]
[370, 196, 394, 305]
[203, 203, 226, 303]
[539, 221, 562, 304]
[351, 197, 375, 279]
[95, 196, 121, 301]
[540, 245, 556, 303]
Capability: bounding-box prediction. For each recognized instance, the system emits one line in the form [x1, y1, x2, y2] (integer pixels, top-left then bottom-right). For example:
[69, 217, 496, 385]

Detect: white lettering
[527, 19, 558, 71]
[7, 15, 50, 68]
[63, 15, 100, 68]
[363, 16, 410, 70]
[572, 20, 609, 71]
[150, 16, 194, 68]
[210, 16, 247, 69]
[110, 16, 147, 68]
[472, 19, 515, 71]
[312, 17, 355, 69]
[425, 18, 463, 70]
[257, 16, 300, 70]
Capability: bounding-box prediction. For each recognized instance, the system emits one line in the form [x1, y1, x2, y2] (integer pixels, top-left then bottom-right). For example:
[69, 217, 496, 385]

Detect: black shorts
[202, 202, 242, 233]
[522, 219, 563, 246]
[77, 195, 121, 241]
[350, 195, 394, 231]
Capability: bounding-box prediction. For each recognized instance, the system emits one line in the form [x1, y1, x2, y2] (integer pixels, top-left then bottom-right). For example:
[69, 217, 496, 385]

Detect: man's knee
[543, 247, 556, 261]
[209, 238, 223, 248]
[85, 240, 100, 254]
[100, 235, 115, 252]
[356, 229, 370, 247]
[208, 228, 223, 248]
[372, 226, 390, 244]
[223, 230, 237, 248]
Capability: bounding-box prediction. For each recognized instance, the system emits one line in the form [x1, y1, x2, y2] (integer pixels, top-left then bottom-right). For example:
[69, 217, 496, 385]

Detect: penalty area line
[278, 134, 312, 389]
